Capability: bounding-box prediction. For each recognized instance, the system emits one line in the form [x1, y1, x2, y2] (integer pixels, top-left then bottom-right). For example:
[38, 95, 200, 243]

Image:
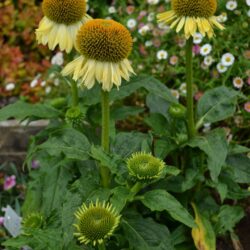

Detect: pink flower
[244, 102, 250, 113]
[126, 5, 135, 15]
[3, 175, 16, 190]
[247, 77, 250, 85]
[193, 45, 200, 55]
[170, 56, 179, 65]
[0, 217, 4, 226]
[194, 91, 204, 101]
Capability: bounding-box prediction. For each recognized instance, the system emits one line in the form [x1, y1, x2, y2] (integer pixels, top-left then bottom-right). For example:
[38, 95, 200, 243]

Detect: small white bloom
[217, 12, 228, 23]
[233, 77, 244, 89]
[193, 33, 203, 44]
[221, 53, 235, 67]
[217, 63, 228, 73]
[138, 25, 150, 36]
[45, 86, 52, 94]
[247, 0, 250, 6]
[204, 56, 214, 66]
[248, 10, 250, 17]
[200, 44, 212, 56]
[145, 40, 153, 47]
[179, 83, 187, 95]
[170, 89, 180, 100]
[226, 1, 238, 11]
[127, 19, 137, 29]
[54, 79, 60, 86]
[157, 50, 168, 60]
[147, 0, 159, 5]
[108, 6, 116, 14]
[51, 52, 64, 66]
[30, 79, 38, 88]
[41, 81, 47, 87]
[147, 13, 155, 22]
[5, 83, 15, 91]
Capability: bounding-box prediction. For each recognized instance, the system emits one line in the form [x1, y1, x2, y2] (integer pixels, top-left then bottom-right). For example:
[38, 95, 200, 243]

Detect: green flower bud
[127, 152, 165, 181]
[65, 106, 85, 128]
[168, 103, 186, 119]
[22, 212, 44, 235]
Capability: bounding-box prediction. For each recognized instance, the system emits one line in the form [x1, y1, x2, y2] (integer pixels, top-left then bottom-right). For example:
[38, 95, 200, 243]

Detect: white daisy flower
[193, 33, 203, 44]
[200, 44, 212, 56]
[233, 77, 244, 89]
[157, 50, 168, 60]
[127, 19, 137, 29]
[217, 63, 228, 73]
[221, 53, 235, 67]
[5, 83, 15, 91]
[226, 1, 238, 11]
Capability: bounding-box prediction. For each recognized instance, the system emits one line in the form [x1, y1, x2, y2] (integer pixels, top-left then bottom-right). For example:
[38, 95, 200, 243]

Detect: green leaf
[197, 86, 238, 124]
[62, 191, 82, 246]
[111, 106, 144, 121]
[110, 75, 177, 103]
[0, 101, 61, 121]
[110, 186, 134, 213]
[122, 213, 174, 250]
[215, 205, 245, 235]
[187, 129, 228, 181]
[226, 154, 250, 183]
[144, 113, 168, 136]
[42, 163, 73, 216]
[112, 132, 151, 158]
[164, 165, 181, 176]
[141, 189, 195, 228]
[38, 128, 90, 161]
[154, 138, 178, 159]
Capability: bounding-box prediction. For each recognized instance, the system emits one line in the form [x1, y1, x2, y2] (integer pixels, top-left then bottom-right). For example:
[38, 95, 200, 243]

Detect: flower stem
[71, 81, 79, 107]
[131, 182, 143, 194]
[98, 242, 106, 250]
[186, 37, 196, 139]
[100, 90, 111, 188]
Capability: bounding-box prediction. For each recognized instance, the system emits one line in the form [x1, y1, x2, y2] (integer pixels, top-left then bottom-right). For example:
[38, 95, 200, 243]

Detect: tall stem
[186, 38, 196, 139]
[100, 90, 111, 188]
[98, 242, 106, 250]
[71, 81, 79, 107]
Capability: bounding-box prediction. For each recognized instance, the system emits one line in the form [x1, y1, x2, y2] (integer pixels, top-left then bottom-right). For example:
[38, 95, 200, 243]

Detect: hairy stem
[186, 37, 196, 139]
[71, 81, 79, 107]
[100, 90, 111, 188]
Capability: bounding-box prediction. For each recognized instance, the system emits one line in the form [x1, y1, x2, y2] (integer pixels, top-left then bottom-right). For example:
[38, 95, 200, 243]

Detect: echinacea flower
[157, 0, 225, 39]
[36, 0, 90, 53]
[22, 213, 44, 234]
[62, 19, 135, 91]
[74, 200, 121, 246]
[127, 152, 165, 181]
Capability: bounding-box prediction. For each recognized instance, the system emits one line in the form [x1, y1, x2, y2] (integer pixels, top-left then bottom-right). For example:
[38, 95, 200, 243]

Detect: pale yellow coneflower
[157, 0, 225, 39]
[62, 19, 135, 91]
[36, 0, 90, 53]
[74, 200, 121, 246]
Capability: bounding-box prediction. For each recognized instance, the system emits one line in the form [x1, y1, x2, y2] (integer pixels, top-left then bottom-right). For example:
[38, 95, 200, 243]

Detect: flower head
[36, 0, 90, 53]
[62, 19, 135, 91]
[22, 213, 44, 234]
[127, 152, 165, 181]
[157, 0, 225, 39]
[74, 200, 121, 246]
[65, 106, 85, 128]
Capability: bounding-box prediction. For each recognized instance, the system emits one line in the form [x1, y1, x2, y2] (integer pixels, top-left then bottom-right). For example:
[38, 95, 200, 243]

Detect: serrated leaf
[226, 154, 250, 183]
[110, 186, 134, 213]
[112, 132, 151, 158]
[197, 86, 238, 124]
[122, 214, 174, 250]
[38, 128, 90, 161]
[191, 203, 216, 250]
[215, 205, 244, 235]
[187, 129, 228, 181]
[141, 189, 195, 228]
[0, 101, 61, 121]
